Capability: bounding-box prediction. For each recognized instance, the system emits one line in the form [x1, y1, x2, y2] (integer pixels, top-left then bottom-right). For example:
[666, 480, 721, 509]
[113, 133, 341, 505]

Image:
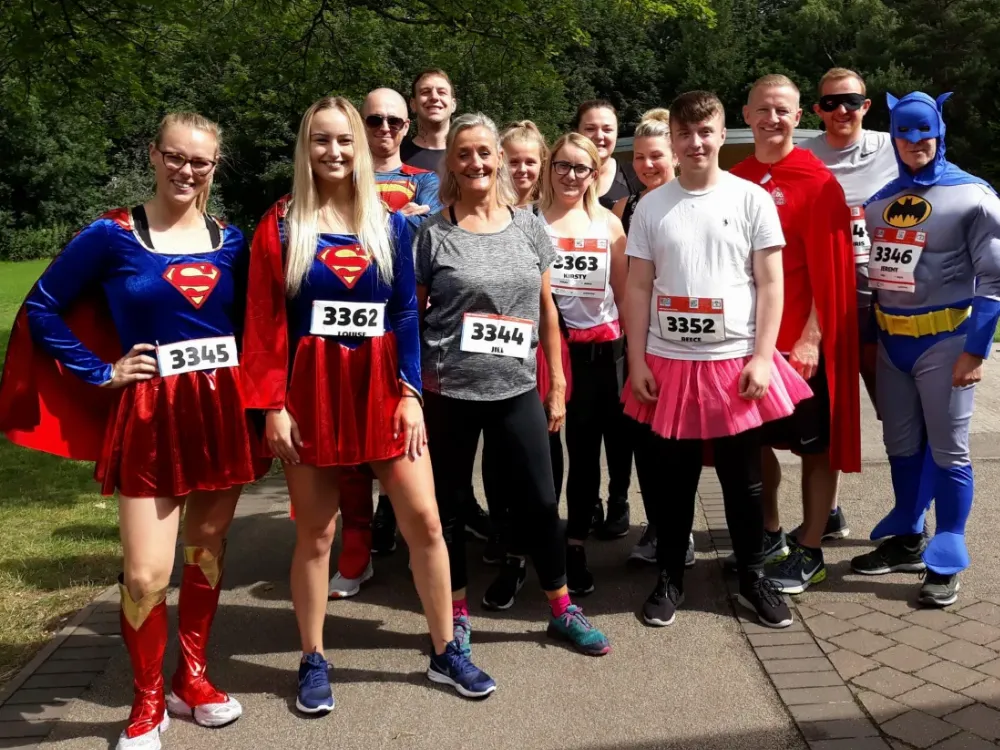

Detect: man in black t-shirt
[400, 68, 457, 173]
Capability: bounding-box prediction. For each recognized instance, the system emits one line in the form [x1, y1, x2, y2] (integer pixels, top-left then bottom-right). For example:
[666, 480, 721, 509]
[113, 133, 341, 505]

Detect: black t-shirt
[401, 137, 446, 173]
[598, 158, 641, 210]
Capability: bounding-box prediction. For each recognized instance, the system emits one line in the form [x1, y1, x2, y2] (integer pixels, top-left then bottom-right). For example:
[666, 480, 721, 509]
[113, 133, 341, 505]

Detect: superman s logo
[884, 195, 931, 228]
[163, 263, 221, 309]
[318, 244, 370, 289]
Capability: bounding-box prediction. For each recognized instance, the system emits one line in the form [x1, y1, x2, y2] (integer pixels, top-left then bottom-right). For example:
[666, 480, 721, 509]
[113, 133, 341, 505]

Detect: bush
[0, 225, 72, 261]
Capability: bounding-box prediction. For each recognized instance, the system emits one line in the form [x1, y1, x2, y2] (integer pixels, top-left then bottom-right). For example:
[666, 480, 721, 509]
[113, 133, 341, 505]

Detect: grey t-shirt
[414, 208, 557, 400]
[803, 131, 899, 307]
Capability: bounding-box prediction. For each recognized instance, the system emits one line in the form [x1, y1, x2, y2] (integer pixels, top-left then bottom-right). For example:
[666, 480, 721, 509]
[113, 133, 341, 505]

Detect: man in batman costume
[855, 91, 1000, 606]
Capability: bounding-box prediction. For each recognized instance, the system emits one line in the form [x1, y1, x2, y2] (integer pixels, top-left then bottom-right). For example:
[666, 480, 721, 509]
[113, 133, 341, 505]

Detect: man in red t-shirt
[730, 74, 860, 595]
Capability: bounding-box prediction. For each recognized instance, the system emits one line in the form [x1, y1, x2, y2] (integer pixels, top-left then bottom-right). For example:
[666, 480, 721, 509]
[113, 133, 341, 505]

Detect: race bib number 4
[550, 237, 609, 299]
[656, 297, 726, 343]
[310, 300, 385, 337]
[157, 335, 238, 377]
[868, 228, 925, 293]
[460, 313, 532, 358]
[850, 205, 871, 263]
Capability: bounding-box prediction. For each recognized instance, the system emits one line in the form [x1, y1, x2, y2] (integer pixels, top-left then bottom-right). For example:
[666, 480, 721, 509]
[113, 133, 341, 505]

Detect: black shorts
[761, 356, 830, 455]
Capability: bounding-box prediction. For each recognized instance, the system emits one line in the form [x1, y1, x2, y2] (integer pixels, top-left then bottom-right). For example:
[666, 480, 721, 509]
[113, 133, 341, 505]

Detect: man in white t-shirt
[798, 67, 899, 546]
[622, 90, 795, 630]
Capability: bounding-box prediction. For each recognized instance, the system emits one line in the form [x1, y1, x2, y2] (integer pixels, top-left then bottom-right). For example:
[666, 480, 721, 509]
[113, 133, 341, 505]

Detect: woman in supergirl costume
[241, 97, 495, 714]
[0, 113, 266, 750]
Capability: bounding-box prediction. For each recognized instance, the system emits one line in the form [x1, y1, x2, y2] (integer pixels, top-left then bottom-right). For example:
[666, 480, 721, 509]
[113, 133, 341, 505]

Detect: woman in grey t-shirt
[415, 112, 610, 662]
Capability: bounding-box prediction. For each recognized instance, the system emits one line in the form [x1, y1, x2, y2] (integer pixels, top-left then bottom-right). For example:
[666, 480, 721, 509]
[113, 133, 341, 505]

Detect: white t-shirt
[542, 215, 619, 330]
[625, 172, 785, 361]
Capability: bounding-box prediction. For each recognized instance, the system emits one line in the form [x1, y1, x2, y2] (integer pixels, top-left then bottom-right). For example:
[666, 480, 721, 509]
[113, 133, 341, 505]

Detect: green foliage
[0, 0, 997, 259]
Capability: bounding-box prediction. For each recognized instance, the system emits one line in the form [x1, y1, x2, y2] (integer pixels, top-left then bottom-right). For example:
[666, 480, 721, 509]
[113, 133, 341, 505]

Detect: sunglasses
[818, 93, 867, 112]
[364, 115, 407, 131]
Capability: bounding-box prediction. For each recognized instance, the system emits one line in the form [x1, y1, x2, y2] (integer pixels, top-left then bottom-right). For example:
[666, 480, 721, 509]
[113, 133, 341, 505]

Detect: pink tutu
[622, 352, 812, 440]
[536, 336, 573, 402]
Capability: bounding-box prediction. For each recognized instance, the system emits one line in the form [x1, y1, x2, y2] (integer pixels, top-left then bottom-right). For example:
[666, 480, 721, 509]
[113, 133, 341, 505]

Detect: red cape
[240, 197, 291, 411]
[730, 148, 861, 473]
[0, 211, 130, 460]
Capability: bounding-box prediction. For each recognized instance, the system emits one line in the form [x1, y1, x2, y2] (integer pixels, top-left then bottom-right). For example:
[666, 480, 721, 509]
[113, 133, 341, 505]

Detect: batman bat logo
[883, 195, 931, 228]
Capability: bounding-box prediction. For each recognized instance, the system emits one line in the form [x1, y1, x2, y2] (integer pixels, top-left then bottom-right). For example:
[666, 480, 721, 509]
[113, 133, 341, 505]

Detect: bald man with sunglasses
[798, 68, 898, 543]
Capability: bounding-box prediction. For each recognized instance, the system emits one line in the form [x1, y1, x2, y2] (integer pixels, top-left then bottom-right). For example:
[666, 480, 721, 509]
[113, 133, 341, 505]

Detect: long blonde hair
[154, 112, 221, 215]
[285, 96, 392, 296]
[538, 133, 602, 217]
[438, 112, 518, 208]
[500, 120, 549, 204]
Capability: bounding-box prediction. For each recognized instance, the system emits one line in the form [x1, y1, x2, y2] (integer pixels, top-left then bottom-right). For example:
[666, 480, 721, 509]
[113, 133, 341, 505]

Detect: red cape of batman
[730, 147, 860, 473]
[0, 210, 129, 461]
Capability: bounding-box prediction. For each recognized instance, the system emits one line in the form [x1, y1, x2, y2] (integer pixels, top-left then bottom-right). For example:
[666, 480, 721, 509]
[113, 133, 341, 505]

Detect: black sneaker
[789, 507, 851, 544]
[918, 571, 960, 607]
[597, 500, 630, 540]
[371, 495, 397, 555]
[482, 530, 505, 566]
[482, 556, 527, 610]
[628, 523, 657, 564]
[643, 570, 684, 627]
[589, 501, 605, 534]
[738, 569, 794, 628]
[567, 544, 595, 595]
[765, 544, 826, 595]
[851, 534, 927, 575]
[685, 533, 695, 568]
[464, 498, 493, 541]
[724, 528, 789, 570]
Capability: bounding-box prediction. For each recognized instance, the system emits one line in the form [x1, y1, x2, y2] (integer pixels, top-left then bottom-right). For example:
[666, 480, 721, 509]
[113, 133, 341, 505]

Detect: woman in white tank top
[539, 133, 628, 595]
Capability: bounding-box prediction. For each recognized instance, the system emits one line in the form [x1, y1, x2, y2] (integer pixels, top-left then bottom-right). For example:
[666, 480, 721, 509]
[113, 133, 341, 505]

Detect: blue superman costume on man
[857, 92, 1000, 605]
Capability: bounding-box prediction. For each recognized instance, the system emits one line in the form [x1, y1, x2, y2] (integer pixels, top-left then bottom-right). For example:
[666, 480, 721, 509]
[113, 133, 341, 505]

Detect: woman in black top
[574, 100, 642, 210]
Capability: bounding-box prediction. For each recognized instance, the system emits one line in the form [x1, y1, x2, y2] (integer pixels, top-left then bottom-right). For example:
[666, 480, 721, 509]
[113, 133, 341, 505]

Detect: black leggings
[565, 338, 631, 540]
[425, 390, 567, 592]
[631, 420, 765, 578]
[483, 430, 562, 555]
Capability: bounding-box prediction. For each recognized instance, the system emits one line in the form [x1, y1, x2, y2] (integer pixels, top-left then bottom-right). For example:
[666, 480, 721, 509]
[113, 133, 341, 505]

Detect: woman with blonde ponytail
[241, 97, 494, 713]
[0, 112, 269, 750]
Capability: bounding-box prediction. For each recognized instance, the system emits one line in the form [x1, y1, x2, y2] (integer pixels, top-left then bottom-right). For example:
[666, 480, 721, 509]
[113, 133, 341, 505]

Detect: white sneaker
[116, 715, 169, 750]
[328, 560, 374, 599]
[166, 691, 242, 727]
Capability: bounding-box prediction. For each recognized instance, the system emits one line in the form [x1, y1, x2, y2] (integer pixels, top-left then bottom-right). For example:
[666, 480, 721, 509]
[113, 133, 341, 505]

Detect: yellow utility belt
[874, 305, 971, 337]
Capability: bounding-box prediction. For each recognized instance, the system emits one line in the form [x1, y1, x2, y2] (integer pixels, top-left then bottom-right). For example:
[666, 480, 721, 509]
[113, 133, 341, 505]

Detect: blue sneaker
[547, 604, 611, 656]
[453, 612, 471, 659]
[296, 652, 334, 714]
[427, 640, 497, 699]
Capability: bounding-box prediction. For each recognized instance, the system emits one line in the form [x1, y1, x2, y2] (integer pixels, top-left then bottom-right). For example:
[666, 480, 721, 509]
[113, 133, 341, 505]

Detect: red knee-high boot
[117, 575, 170, 750]
[166, 544, 242, 727]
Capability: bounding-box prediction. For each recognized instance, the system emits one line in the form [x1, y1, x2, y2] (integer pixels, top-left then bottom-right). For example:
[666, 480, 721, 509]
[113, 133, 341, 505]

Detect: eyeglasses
[364, 115, 407, 131]
[552, 160, 596, 178]
[157, 149, 217, 176]
[818, 93, 867, 112]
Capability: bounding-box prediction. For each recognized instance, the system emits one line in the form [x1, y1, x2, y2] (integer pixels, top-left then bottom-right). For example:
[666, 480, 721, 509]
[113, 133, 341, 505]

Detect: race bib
[850, 206, 871, 263]
[656, 296, 726, 343]
[157, 335, 238, 377]
[550, 237, 609, 299]
[310, 300, 385, 337]
[460, 313, 532, 358]
[868, 228, 925, 293]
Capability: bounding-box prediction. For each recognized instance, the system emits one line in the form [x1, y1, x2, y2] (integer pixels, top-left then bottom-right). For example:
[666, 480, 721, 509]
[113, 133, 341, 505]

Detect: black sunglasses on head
[818, 93, 867, 112]
[364, 114, 407, 131]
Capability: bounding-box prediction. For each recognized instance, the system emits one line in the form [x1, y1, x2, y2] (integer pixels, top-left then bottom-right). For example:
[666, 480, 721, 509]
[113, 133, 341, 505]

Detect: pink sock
[452, 598, 468, 619]
[549, 594, 571, 618]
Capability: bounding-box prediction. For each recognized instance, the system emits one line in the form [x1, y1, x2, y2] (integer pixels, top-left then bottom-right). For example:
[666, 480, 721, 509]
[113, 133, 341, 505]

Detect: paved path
[3, 354, 1000, 749]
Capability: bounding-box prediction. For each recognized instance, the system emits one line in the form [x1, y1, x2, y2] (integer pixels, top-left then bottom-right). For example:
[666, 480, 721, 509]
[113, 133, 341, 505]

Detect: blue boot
[923, 463, 973, 576]
[872, 449, 933, 539]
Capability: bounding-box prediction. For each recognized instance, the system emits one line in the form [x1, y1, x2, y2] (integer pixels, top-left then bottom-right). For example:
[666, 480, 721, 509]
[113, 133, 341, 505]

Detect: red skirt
[283, 334, 406, 467]
[96, 366, 269, 498]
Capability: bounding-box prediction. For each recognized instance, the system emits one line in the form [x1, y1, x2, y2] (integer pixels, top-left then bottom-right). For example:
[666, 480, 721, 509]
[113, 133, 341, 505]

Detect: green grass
[0, 260, 121, 685]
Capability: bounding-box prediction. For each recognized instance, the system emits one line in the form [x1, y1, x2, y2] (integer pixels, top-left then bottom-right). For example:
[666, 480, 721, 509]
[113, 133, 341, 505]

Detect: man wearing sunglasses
[326, 87, 444, 602]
